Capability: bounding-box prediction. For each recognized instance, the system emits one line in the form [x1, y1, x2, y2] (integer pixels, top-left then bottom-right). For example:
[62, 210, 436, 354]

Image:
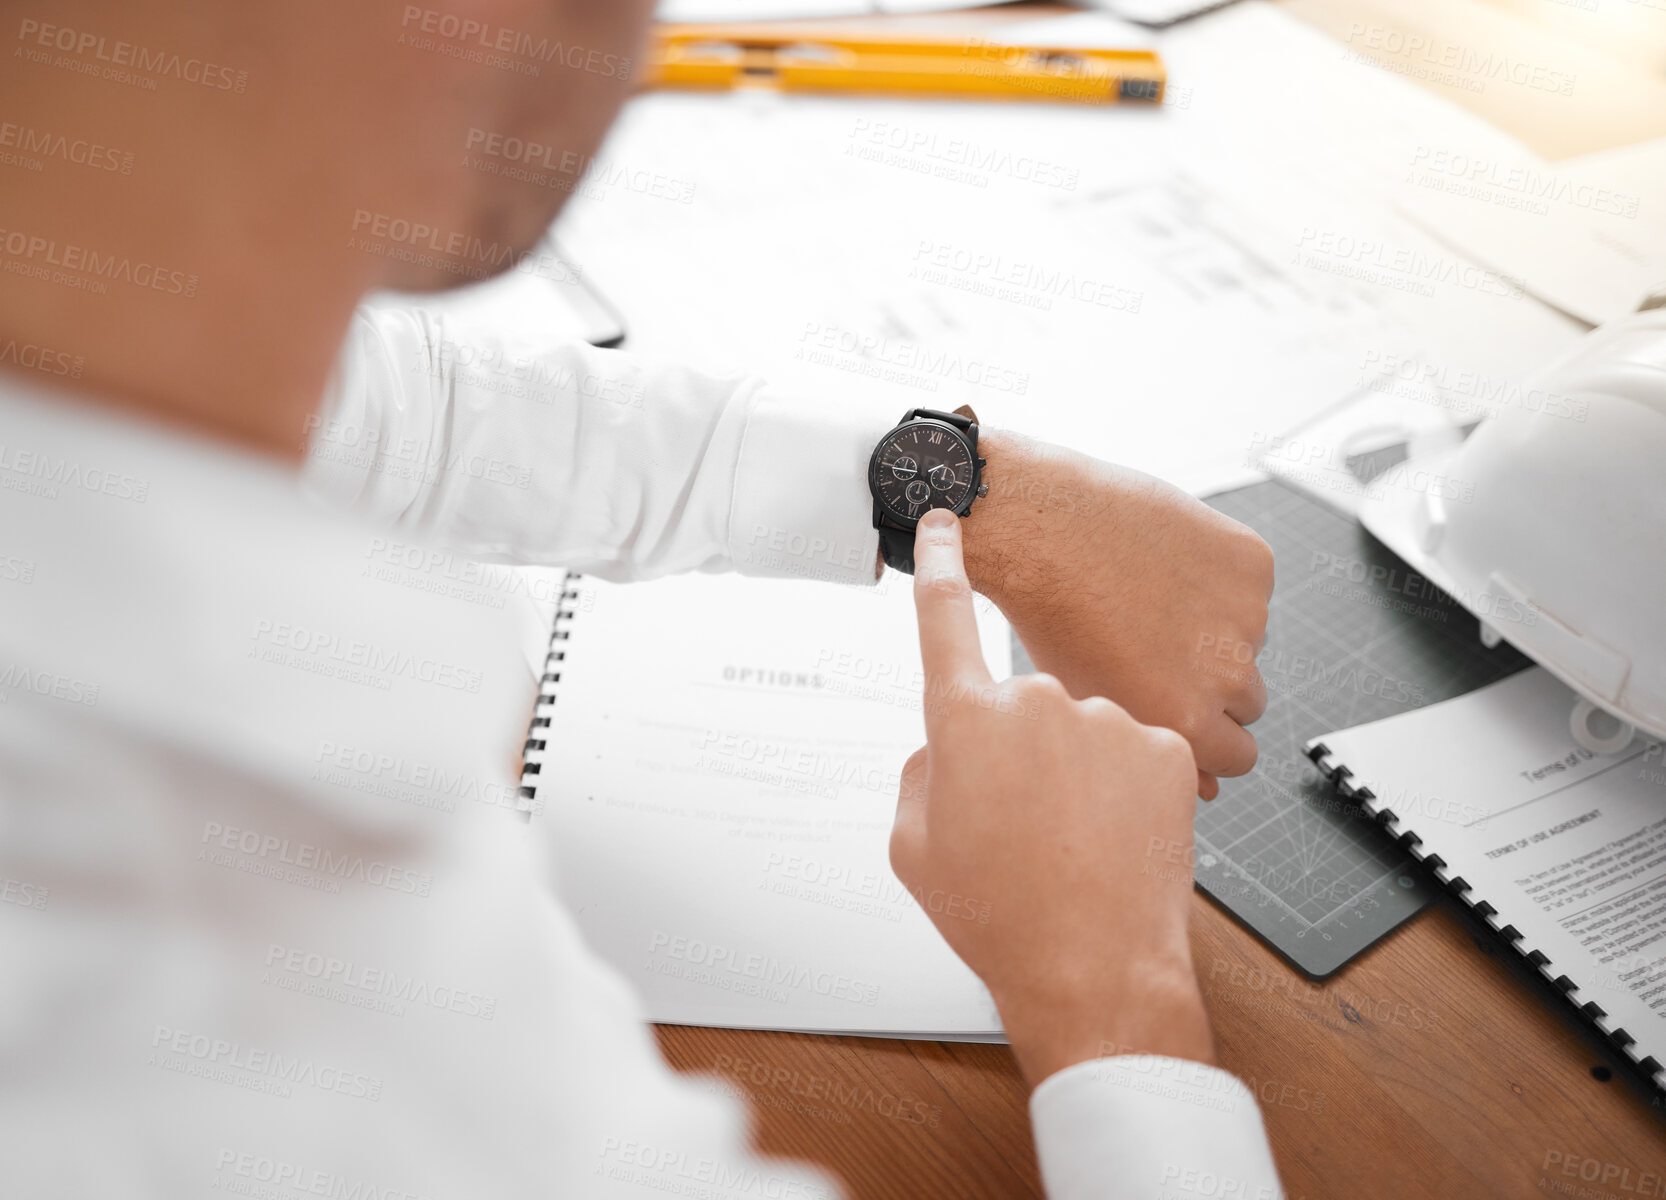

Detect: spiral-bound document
[1305, 668, 1666, 1094]
[522, 570, 1011, 1037]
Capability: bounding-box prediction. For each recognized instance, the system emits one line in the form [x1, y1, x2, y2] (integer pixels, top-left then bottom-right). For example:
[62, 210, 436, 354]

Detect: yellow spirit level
[644, 25, 1166, 105]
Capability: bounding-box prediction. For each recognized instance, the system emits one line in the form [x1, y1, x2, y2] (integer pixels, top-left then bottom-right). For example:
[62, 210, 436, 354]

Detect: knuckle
[1021, 671, 1068, 699]
[1146, 736, 1199, 800]
[1232, 663, 1267, 697]
[1079, 695, 1127, 723]
[1146, 726, 1198, 784]
[1168, 705, 1208, 746]
[1241, 529, 1275, 590]
[1204, 728, 1259, 779]
[1014, 672, 1071, 716]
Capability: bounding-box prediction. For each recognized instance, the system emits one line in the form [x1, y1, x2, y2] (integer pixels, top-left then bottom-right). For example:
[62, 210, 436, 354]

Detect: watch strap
[877, 523, 918, 575]
[905, 407, 974, 431]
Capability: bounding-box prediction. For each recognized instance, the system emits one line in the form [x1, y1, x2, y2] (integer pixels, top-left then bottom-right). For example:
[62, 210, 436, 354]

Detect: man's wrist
[959, 428, 1067, 608]
[993, 956, 1217, 1091]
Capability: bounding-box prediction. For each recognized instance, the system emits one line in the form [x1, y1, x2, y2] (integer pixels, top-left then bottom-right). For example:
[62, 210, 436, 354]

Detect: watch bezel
[868, 417, 982, 529]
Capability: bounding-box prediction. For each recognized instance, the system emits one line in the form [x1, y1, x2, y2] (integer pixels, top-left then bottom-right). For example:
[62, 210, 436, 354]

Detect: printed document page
[1314, 668, 1666, 1082]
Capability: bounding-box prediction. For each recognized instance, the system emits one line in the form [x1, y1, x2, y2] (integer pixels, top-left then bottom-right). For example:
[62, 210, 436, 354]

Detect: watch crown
[977, 483, 989, 498]
[977, 457, 987, 467]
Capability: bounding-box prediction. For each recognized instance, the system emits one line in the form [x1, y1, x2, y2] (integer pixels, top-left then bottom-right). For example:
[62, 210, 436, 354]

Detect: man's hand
[893, 509, 1215, 1088]
[960, 431, 1274, 799]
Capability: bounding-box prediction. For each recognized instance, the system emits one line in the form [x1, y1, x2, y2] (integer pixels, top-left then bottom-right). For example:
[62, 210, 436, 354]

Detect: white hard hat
[1357, 307, 1666, 752]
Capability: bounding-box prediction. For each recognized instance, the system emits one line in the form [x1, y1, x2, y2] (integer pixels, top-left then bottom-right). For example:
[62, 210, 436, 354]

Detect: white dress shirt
[0, 300, 1283, 1198]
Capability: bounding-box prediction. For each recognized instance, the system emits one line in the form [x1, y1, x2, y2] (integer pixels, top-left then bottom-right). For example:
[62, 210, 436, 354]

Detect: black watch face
[872, 422, 975, 523]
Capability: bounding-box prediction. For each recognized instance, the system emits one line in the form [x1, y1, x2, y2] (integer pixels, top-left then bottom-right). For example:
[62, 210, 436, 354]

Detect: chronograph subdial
[928, 463, 959, 492]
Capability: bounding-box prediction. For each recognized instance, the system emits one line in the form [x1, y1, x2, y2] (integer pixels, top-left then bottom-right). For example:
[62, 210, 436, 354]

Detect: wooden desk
[659, 891, 1666, 1198]
[651, 2, 1666, 1195]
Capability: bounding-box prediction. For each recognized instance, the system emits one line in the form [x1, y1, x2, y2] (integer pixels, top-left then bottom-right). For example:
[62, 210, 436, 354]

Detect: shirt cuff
[1029, 1056, 1285, 1200]
[727, 388, 895, 586]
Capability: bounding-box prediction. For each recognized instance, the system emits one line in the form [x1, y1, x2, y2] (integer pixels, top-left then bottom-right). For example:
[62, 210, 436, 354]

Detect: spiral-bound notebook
[520, 569, 1011, 1037]
[1305, 667, 1666, 1095]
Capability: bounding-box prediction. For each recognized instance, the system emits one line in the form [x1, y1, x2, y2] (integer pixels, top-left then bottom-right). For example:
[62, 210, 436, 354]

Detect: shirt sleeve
[301, 301, 895, 586]
[1029, 1056, 1286, 1200]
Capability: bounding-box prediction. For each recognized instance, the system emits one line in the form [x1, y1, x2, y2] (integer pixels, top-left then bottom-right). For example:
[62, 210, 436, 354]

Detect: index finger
[912, 509, 993, 729]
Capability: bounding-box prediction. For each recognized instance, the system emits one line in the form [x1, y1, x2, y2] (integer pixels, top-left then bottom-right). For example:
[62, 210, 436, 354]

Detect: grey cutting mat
[1195, 478, 1533, 976]
[1015, 476, 1531, 978]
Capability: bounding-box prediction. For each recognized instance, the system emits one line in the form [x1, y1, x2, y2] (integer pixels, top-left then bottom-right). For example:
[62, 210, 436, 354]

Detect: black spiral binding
[1305, 740, 1666, 1095]
[518, 572, 584, 822]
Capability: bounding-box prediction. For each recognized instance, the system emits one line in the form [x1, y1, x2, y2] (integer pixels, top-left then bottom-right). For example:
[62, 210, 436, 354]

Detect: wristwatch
[869, 406, 988, 575]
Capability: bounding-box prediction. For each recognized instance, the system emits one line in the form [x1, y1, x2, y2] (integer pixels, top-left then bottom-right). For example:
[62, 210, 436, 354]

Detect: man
[0, 0, 1282, 1195]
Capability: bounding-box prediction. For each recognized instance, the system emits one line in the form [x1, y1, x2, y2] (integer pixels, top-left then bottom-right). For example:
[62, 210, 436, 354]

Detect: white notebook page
[535, 570, 1012, 1035]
